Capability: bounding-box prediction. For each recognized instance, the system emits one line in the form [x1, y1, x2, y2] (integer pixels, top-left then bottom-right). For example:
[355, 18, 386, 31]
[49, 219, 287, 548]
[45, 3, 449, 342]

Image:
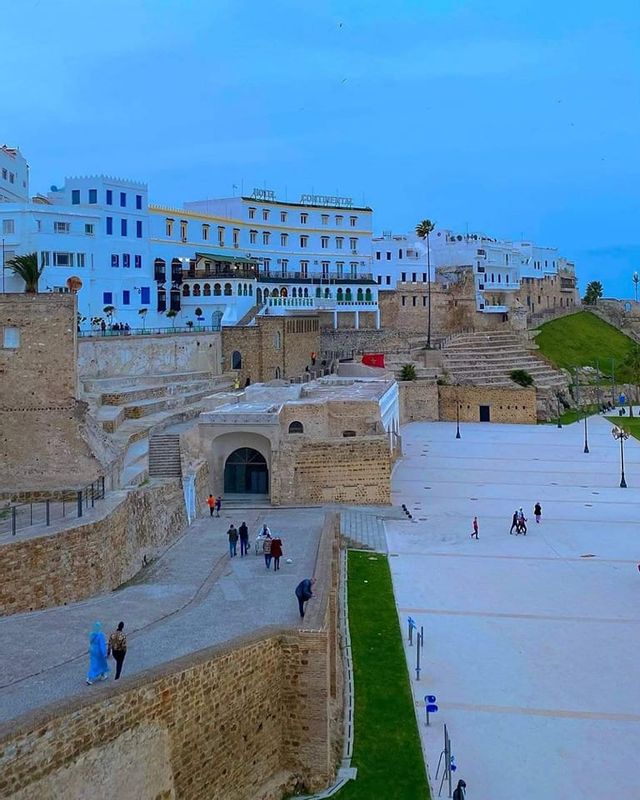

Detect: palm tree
[6, 252, 44, 293]
[415, 219, 436, 348]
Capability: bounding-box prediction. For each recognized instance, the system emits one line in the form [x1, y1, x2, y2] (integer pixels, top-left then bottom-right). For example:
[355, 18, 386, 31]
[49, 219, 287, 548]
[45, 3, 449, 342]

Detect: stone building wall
[320, 326, 417, 355]
[78, 331, 222, 378]
[0, 516, 343, 800]
[0, 478, 187, 616]
[399, 381, 440, 422]
[0, 294, 103, 493]
[438, 385, 537, 424]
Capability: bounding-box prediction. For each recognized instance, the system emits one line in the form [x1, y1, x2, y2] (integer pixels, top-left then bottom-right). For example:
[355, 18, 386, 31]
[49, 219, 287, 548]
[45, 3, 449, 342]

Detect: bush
[399, 364, 417, 381]
[510, 369, 534, 387]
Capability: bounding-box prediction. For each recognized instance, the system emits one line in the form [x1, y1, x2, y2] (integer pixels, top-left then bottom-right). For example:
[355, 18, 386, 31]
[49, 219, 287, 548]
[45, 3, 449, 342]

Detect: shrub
[399, 363, 417, 381]
[510, 369, 534, 387]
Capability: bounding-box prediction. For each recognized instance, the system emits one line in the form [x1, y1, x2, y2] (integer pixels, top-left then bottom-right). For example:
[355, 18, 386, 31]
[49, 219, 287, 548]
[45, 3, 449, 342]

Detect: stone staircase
[148, 434, 182, 478]
[441, 331, 567, 389]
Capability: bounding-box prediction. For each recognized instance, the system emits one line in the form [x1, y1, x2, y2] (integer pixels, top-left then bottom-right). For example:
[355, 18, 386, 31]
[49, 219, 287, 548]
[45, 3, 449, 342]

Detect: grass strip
[606, 416, 640, 441]
[336, 551, 430, 800]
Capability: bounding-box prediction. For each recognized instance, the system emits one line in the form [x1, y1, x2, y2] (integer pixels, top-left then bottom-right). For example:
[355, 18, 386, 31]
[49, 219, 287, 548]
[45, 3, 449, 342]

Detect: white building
[0, 146, 29, 203]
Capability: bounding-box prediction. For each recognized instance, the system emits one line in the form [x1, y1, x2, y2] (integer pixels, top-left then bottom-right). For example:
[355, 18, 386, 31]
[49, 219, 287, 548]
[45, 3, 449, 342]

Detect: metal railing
[78, 323, 221, 337]
[1, 476, 110, 537]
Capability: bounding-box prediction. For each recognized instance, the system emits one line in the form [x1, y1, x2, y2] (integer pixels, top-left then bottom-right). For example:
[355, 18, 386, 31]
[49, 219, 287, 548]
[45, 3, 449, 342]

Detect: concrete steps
[148, 434, 182, 478]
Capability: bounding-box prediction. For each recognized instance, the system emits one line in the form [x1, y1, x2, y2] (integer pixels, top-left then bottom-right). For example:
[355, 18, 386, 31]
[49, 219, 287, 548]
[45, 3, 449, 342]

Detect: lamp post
[556, 394, 562, 428]
[455, 388, 461, 439]
[634, 271, 639, 304]
[611, 425, 629, 488]
[583, 408, 590, 453]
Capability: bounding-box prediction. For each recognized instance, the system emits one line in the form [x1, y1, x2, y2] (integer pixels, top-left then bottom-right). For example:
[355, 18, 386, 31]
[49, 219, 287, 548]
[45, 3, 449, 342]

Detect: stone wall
[320, 326, 417, 355]
[78, 331, 222, 378]
[0, 515, 343, 800]
[0, 294, 104, 493]
[399, 380, 440, 422]
[439, 385, 537, 424]
[0, 478, 187, 616]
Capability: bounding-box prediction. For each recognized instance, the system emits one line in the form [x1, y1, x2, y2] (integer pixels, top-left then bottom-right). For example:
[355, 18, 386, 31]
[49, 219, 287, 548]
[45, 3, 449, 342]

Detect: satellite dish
[66, 276, 83, 293]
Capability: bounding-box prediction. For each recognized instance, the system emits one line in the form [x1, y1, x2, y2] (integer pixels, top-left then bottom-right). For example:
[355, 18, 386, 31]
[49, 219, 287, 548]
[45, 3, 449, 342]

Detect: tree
[622, 343, 640, 413]
[103, 305, 115, 324]
[399, 363, 417, 381]
[6, 252, 43, 293]
[510, 369, 534, 387]
[415, 219, 436, 348]
[138, 307, 148, 330]
[166, 309, 178, 328]
[583, 281, 603, 305]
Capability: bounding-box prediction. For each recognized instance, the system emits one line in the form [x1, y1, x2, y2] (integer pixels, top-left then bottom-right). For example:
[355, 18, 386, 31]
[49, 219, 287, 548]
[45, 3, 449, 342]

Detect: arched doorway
[224, 447, 269, 494]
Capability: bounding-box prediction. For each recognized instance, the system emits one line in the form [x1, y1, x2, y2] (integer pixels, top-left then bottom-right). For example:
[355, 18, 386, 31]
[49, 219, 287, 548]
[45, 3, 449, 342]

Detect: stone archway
[224, 447, 269, 494]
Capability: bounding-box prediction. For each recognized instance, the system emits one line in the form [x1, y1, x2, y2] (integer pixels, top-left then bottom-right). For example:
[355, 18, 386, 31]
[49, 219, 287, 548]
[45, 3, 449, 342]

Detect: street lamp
[583, 408, 590, 453]
[556, 394, 562, 428]
[633, 271, 639, 304]
[611, 425, 630, 488]
[455, 387, 461, 439]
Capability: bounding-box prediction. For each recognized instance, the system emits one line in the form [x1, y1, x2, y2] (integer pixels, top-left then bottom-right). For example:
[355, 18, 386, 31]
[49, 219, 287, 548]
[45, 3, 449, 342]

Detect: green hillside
[535, 311, 637, 382]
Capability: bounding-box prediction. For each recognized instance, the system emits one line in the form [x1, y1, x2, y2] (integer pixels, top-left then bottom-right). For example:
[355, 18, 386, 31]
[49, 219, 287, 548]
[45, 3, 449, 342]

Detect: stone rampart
[439, 385, 537, 424]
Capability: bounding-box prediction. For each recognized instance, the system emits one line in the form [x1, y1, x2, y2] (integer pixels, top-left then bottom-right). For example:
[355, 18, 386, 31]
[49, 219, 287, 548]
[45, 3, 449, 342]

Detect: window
[386, 276, 391, 285]
[386, 251, 391, 260]
[40, 251, 50, 266]
[423, 296, 427, 306]
[2, 219, 14, 235]
[349, 263, 358, 278]
[202, 224, 210, 241]
[71, 190, 80, 205]
[336, 237, 343, 249]
[263, 258, 271, 275]
[300, 260, 309, 278]
[401, 296, 406, 306]
[136, 194, 142, 210]
[121, 219, 127, 236]
[111, 254, 119, 267]
[321, 236, 329, 249]
[375, 251, 381, 260]
[412, 296, 417, 307]
[232, 350, 242, 369]
[412, 272, 417, 282]
[165, 218, 174, 236]
[123, 290, 130, 305]
[288, 421, 304, 434]
[123, 254, 130, 268]
[401, 272, 406, 282]
[377, 276, 381, 284]
[342, 430, 356, 438]
[103, 292, 113, 304]
[248, 207, 256, 219]
[3, 327, 20, 349]
[249, 229, 257, 244]
[322, 261, 329, 279]
[77, 253, 85, 267]
[336, 261, 344, 278]
[218, 226, 225, 246]
[281, 258, 288, 276]
[335, 215, 343, 226]
[54, 221, 70, 233]
[136, 220, 142, 238]
[321, 214, 329, 225]
[300, 212, 308, 224]
[300, 235, 308, 248]
[120, 192, 126, 207]
[106, 189, 113, 205]
[85, 223, 94, 235]
[180, 220, 188, 239]
[349, 216, 357, 227]
[1, 168, 6, 179]
[88, 189, 97, 204]
[274, 330, 281, 350]
[53, 252, 73, 267]
[140, 286, 150, 304]
[262, 209, 270, 221]
[280, 233, 288, 246]
[422, 273, 427, 282]
[135, 254, 142, 269]
[263, 231, 271, 245]
[399, 249, 403, 259]
[280, 211, 287, 222]
[350, 237, 357, 251]
[229, 227, 239, 248]
[9, 172, 14, 183]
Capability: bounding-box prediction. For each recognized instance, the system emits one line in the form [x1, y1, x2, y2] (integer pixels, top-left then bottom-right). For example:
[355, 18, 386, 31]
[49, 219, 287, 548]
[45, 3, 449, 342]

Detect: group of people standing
[509, 503, 542, 535]
[86, 621, 127, 685]
[225, 522, 284, 570]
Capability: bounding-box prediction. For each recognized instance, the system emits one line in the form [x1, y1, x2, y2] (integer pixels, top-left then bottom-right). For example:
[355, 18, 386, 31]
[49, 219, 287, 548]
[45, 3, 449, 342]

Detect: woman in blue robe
[86, 621, 110, 684]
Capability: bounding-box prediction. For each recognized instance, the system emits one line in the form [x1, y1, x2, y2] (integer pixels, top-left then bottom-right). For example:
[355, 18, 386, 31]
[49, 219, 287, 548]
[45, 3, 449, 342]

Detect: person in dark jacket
[270, 535, 283, 570]
[294, 577, 316, 618]
[509, 510, 518, 535]
[227, 524, 238, 557]
[452, 779, 466, 800]
[238, 522, 249, 556]
[534, 501, 542, 524]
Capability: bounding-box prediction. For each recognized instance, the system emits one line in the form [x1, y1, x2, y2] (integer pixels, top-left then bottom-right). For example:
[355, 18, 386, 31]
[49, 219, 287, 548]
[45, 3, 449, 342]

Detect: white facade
[0, 146, 29, 203]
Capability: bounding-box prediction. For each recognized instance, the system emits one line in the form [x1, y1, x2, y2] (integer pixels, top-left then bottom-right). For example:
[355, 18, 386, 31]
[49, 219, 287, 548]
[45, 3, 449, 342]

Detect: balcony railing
[259, 271, 375, 284]
[264, 296, 376, 310]
[184, 267, 258, 280]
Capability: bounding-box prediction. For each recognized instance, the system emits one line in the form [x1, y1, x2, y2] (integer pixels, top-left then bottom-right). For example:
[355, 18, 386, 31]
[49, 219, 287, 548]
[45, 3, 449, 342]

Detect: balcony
[479, 280, 520, 291]
[185, 266, 258, 280]
[259, 271, 375, 284]
[264, 296, 377, 312]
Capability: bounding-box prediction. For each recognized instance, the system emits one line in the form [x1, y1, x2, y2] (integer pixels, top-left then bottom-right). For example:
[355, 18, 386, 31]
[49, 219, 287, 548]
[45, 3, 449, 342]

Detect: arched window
[214, 283, 221, 296]
[337, 288, 344, 301]
[232, 350, 242, 369]
[256, 287, 263, 304]
[224, 283, 232, 296]
[280, 287, 288, 298]
[324, 288, 330, 298]
[288, 421, 304, 434]
[182, 284, 191, 297]
[345, 288, 352, 301]
[292, 287, 297, 298]
[203, 283, 211, 296]
[237, 283, 242, 295]
[365, 288, 372, 301]
[316, 287, 322, 298]
[357, 288, 364, 301]
[193, 283, 201, 296]
[274, 330, 281, 350]
[303, 287, 308, 297]
[342, 430, 356, 437]
[248, 284, 253, 295]
[263, 288, 270, 298]
[275, 366, 281, 379]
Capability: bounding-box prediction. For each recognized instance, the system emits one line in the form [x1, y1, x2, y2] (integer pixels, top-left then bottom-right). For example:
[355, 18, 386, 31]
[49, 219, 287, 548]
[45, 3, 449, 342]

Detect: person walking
[517, 507, 527, 535]
[471, 516, 479, 540]
[227, 524, 239, 557]
[534, 502, 542, 524]
[452, 779, 467, 800]
[271, 534, 283, 570]
[108, 621, 127, 680]
[86, 622, 109, 685]
[509, 510, 518, 535]
[215, 496, 222, 517]
[239, 521, 249, 556]
[295, 578, 315, 618]
[262, 532, 273, 569]
[207, 494, 215, 517]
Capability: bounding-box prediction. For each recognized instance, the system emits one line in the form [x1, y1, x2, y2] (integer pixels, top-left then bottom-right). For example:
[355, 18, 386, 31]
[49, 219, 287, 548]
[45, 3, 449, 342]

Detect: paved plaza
[387, 417, 640, 799]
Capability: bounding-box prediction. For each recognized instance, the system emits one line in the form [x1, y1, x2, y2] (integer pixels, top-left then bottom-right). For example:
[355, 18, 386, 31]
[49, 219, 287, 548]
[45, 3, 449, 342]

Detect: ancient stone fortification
[439, 385, 537, 424]
[320, 326, 416, 355]
[78, 331, 222, 378]
[399, 380, 440, 423]
[0, 294, 104, 493]
[0, 516, 343, 800]
[0, 478, 187, 616]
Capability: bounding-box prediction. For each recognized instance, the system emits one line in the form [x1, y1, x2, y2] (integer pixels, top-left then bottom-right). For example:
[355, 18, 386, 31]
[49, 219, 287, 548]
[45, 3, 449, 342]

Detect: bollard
[415, 631, 422, 680]
[77, 491, 83, 518]
[408, 616, 416, 646]
[45, 499, 50, 526]
[12, 506, 17, 536]
[420, 625, 424, 649]
[424, 695, 438, 726]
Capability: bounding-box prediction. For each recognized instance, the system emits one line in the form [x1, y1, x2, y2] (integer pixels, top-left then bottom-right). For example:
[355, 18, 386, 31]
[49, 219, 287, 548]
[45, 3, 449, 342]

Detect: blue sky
[1, 0, 639, 296]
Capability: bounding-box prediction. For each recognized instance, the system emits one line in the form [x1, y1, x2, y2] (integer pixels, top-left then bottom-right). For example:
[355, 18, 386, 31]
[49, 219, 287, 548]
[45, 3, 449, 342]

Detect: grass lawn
[545, 404, 600, 425]
[606, 416, 640, 442]
[336, 551, 430, 800]
[535, 311, 636, 382]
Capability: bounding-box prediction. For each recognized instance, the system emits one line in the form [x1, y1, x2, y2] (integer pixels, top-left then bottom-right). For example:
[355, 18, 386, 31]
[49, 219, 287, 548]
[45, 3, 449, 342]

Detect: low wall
[399, 381, 439, 422]
[439, 385, 537, 424]
[0, 479, 187, 616]
[320, 327, 418, 355]
[78, 332, 222, 378]
[0, 515, 342, 800]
